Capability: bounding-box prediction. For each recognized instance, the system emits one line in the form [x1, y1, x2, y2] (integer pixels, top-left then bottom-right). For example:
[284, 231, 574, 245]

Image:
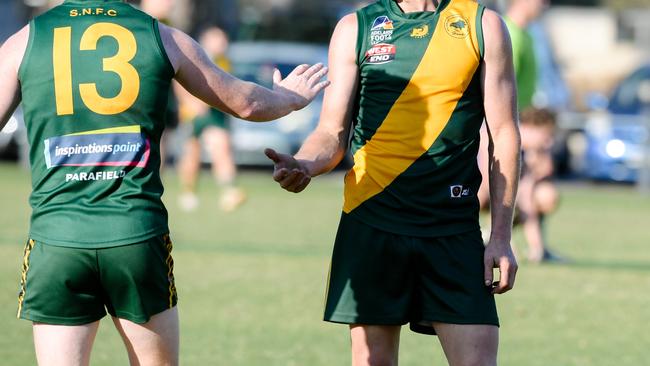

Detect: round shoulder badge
[444, 14, 470, 38]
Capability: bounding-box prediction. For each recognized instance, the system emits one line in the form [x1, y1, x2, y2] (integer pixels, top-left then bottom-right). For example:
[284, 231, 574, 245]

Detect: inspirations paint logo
[44, 125, 150, 169]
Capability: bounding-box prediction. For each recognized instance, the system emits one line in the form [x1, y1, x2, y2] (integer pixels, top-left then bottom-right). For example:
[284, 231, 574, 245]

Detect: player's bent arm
[0, 26, 29, 129]
[293, 13, 359, 177]
[481, 10, 521, 243]
[159, 24, 328, 122]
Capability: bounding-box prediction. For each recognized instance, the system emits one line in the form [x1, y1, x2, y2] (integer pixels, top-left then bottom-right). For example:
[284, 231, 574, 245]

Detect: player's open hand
[483, 239, 518, 294]
[264, 148, 312, 193]
[272, 63, 330, 111]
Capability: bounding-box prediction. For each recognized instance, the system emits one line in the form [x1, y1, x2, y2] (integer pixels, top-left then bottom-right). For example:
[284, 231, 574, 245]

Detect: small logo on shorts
[450, 185, 471, 198]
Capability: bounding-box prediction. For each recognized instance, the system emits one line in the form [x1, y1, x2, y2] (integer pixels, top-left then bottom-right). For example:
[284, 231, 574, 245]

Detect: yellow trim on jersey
[343, 0, 481, 213]
[17, 239, 36, 319]
[67, 125, 141, 136]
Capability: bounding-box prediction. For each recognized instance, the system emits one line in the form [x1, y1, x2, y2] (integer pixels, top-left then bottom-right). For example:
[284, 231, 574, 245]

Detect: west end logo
[370, 15, 395, 44]
[365, 43, 396, 65]
[410, 24, 429, 38]
[444, 15, 469, 38]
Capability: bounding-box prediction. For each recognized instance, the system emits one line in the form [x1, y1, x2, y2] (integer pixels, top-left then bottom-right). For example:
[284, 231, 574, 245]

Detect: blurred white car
[582, 64, 650, 182]
[226, 42, 328, 165]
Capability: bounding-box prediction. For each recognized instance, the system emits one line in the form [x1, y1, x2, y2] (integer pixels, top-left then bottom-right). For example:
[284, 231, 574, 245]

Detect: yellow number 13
[53, 23, 140, 115]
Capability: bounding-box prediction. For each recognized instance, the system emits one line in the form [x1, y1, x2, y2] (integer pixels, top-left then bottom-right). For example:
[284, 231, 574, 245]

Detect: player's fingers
[507, 260, 518, 291]
[290, 64, 310, 76]
[279, 170, 302, 189]
[301, 63, 324, 80]
[265, 148, 281, 163]
[483, 256, 494, 287]
[313, 80, 331, 93]
[291, 175, 311, 193]
[272, 68, 282, 85]
[309, 67, 329, 86]
[273, 168, 290, 182]
[493, 262, 511, 294]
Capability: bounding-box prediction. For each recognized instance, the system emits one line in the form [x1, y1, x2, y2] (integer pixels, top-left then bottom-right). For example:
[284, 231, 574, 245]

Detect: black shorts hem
[324, 313, 408, 326]
[410, 314, 500, 335]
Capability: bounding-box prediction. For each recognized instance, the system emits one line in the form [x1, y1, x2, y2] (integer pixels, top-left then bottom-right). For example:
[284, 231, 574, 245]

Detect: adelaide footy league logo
[365, 43, 396, 64]
[444, 14, 470, 38]
[370, 15, 395, 44]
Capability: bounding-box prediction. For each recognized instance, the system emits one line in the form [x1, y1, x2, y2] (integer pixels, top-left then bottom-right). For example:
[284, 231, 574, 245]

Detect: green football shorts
[17, 235, 177, 325]
[324, 213, 498, 335]
[192, 109, 229, 138]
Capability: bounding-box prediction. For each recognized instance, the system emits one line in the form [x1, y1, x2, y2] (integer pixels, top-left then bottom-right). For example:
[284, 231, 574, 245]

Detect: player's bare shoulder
[329, 13, 358, 63]
[0, 25, 30, 73]
[481, 8, 512, 57]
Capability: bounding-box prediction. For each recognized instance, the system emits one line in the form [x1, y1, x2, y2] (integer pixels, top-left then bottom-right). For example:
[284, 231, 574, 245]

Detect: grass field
[0, 162, 648, 365]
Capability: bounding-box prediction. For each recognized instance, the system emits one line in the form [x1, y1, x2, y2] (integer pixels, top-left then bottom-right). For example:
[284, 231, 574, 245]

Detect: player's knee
[534, 181, 559, 214]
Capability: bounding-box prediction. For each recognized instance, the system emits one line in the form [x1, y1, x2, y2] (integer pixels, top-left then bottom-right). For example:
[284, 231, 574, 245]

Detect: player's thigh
[350, 324, 401, 366]
[33, 321, 100, 366]
[112, 307, 179, 366]
[98, 235, 178, 324]
[324, 213, 413, 325]
[203, 126, 232, 157]
[17, 240, 106, 325]
[434, 322, 498, 366]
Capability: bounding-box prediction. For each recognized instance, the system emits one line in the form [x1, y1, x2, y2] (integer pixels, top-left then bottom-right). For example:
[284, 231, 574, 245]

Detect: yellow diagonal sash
[343, 1, 481, 213]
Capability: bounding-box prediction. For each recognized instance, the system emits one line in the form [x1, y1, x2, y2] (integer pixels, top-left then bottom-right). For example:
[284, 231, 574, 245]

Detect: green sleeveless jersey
[344, 0, 486, 237]
[19, 0, 174, 247]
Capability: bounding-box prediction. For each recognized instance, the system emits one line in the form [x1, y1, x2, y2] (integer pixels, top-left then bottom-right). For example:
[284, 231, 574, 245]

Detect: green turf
[0, 162, 648, 365]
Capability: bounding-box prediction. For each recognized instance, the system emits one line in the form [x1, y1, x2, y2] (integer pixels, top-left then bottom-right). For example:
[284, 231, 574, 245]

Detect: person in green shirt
[0, 1, 328, 364]
[504, 0, 549, 109]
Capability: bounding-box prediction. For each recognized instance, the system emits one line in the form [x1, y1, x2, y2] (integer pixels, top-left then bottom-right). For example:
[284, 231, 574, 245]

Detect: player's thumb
[264, 148, 281, 163]
[484, 257, 494, 287]
[272, 68, 282, 86]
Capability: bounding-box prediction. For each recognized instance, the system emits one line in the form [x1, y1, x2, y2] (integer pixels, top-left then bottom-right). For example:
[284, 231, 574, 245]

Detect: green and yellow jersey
[19, 0, 174, 247]
[344, 0, 486, 237]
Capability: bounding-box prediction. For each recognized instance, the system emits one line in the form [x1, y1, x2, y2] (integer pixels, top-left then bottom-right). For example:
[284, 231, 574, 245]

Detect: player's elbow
[231, 101, 263, 121]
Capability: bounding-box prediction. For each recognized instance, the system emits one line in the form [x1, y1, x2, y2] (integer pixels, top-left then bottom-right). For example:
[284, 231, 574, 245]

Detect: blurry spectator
[516, 108, 565, 262]
[177, 27, 246, 212]
[479, 108, 566, 263]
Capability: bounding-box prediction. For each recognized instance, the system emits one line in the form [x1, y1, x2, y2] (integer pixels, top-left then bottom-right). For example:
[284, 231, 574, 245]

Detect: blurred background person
[177, 27, 246, 212]
[479, 0, 568, 263]
[504, 0, 549, 110]
[516, 108, 564, 262]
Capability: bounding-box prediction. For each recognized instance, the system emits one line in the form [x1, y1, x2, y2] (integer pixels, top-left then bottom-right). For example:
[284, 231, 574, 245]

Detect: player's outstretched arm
[0, 26, 29, 129]
[160, 24, 329, 122]
[265, 13, 359, 193]
[481, 9, 521, 294]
